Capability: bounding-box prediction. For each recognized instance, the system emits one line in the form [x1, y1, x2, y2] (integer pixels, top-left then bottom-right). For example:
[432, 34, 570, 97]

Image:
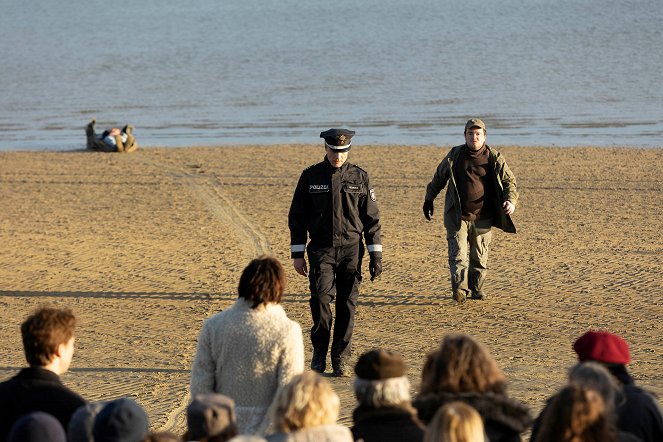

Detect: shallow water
[1, 0, 662, 150]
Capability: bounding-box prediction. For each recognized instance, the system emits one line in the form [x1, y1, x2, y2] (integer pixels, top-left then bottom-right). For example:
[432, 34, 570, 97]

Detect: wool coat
[190, 299, 305, 435]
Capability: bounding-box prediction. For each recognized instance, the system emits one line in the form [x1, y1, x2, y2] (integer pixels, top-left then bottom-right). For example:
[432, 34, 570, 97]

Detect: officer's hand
[369, 255, 382, 281]
[293, 258, 308, 277]
[423, 200, 434, 221]
[503, 200, 515, 215]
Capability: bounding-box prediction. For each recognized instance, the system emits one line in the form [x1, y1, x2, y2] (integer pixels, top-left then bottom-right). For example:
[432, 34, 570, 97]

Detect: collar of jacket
[414, 391, 532, 432]
[323, 156, 350, 173]
[605, 364, 634, 385]
[352, 405, 421, 425]
[18, 366, 63, 383]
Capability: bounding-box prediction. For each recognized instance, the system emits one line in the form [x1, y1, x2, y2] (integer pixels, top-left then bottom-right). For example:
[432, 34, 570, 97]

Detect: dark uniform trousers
[308, 243, 363, 364]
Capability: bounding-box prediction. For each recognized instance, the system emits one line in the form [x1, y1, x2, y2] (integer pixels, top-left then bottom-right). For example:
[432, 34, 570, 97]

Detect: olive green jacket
[425, 144, 518, 233]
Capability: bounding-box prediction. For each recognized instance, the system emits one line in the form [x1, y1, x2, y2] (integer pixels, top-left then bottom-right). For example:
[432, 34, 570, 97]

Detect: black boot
[311, 350, 326, 373]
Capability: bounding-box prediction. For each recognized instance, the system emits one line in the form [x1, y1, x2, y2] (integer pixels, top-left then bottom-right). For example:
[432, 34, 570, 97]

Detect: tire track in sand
[136, 155, 272, 433]
[140, 155, 272, 258]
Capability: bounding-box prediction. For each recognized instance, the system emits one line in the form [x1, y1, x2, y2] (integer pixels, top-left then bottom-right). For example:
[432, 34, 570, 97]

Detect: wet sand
[1, 145, 661, 434]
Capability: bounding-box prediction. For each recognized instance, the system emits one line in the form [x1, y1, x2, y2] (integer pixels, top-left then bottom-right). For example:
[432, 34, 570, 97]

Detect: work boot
[452, 290, 466, 304]
[331, 359, 350, 377]
[471, 290, 488, 300]
[310, 351, 326, 373]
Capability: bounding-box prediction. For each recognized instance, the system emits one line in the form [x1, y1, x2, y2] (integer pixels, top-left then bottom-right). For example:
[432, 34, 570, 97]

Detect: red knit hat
[573, 331, 630, 365]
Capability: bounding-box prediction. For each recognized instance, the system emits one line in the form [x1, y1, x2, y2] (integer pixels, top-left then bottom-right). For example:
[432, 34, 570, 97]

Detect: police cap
[320, 128, 355, 152]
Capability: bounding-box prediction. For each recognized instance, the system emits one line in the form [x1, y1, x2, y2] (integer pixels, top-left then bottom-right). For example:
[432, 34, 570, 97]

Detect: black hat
[9, 412, 66, 442]
[355, 349, 407, 380]
[320, 128, 355, 152]
[93, 398, 149, 442]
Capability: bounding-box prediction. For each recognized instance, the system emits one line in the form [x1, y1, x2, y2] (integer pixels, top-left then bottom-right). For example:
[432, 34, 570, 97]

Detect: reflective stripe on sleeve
[367, 244, 382, 253]
[291, 244, 306, 253]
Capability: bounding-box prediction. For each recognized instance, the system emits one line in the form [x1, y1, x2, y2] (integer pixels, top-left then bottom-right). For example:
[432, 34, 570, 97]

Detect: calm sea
[1, 0, 662, 150]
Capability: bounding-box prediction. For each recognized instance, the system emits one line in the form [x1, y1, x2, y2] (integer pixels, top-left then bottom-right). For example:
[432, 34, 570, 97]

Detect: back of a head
[353, 349, 412, 409]
[271, 371, 340, 432]
[69, 401, 107, 442]
[568, 362, 622, 412]
[9, 412, 66, 442]
[424, 402, 486, 442]
[534, 384, 617, 442]
[237, 255, 285, 308]
[21, 306, 76, 366]
[186, 393, 237, 441]
[421, 334, 506, 395]
[93, 398, 149, 442]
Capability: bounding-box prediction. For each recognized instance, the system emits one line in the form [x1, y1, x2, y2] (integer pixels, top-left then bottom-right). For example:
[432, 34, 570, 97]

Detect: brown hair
[270, 371, 340, 432]
[238, 256, 285, 308]
[420, 334, 506, 395]
[21, 307, 76, 367]
[534, 384, 617, 442]
[424, 401, 486, 442]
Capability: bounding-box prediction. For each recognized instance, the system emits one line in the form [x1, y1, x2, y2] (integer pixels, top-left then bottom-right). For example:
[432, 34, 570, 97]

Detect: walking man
[423, 119, 518, 303]
[289, 128, 382, 376]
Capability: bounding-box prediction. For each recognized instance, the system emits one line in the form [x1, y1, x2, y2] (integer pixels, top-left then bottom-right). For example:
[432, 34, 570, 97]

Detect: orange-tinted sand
[1, 145, 661, 434]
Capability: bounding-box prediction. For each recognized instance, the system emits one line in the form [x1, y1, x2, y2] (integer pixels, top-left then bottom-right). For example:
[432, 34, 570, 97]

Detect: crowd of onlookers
[1, 256, 662, 442]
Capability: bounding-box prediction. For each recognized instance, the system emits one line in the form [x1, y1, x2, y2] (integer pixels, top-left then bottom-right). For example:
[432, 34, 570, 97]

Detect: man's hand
[503, 200, 515, 215]
[293, 258, 308, 277]
[369, 255, 382, 281]
[423, 200, 434, 221]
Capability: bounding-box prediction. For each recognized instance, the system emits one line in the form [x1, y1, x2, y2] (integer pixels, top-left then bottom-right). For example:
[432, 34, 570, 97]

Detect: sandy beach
[1, 145, 661, 434]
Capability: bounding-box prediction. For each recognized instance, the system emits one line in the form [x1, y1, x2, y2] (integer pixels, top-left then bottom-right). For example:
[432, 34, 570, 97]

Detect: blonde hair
[270, 372, 340, 432]
[424, 402, 486, 442]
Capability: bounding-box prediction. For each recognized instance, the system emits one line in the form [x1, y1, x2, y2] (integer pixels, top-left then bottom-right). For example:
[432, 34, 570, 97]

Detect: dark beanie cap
[93, 398, 149, 442]
[9, 412, 66, 442]
[354, 349, 407, 380]
[573, 331, 631, 365]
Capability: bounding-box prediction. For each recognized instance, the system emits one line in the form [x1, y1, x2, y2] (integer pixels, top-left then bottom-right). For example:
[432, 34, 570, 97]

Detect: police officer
[288, 128, 382, 377]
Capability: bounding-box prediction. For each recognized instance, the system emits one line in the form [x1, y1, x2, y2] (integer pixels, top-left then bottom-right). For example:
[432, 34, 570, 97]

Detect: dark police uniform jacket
[289, 157, 382, 259]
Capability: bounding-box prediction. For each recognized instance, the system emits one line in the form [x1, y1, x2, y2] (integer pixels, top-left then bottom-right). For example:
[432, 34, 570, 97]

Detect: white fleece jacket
[190, 299, 305, 435]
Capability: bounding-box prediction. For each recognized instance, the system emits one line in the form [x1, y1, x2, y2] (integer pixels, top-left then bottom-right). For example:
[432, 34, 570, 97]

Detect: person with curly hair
[413, 334, 531, 442]
[190, 256, 305, 435]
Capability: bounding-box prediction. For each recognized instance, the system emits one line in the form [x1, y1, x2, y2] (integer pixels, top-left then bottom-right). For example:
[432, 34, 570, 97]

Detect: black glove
[369, 255, 382, 281]
[423, 200, 434, 220]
